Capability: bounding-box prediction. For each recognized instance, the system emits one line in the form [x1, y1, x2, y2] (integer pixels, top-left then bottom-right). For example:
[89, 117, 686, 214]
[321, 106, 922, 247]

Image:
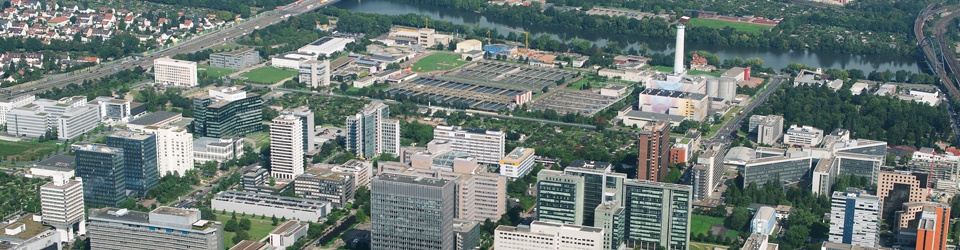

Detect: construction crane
[522, 31, 530, 53]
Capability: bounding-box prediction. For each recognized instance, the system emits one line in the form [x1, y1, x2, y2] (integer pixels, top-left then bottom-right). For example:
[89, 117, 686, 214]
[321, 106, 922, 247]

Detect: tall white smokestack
[674, 22, 686, 74]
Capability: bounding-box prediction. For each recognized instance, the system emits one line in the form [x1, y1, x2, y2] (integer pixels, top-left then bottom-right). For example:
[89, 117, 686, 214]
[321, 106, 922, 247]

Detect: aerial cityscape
[0, 0, 958, 249]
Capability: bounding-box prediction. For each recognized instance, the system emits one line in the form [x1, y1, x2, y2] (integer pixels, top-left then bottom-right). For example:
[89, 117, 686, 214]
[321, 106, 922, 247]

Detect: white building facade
[153, 57, 198, 87]
[271, 115, 304, 180]
[494, 220, 604, 250]
[433, 125, 505, 165]
[143, 125, 194, 177]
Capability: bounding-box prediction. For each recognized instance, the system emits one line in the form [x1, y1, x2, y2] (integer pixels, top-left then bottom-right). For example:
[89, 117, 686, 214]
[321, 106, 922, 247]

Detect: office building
[106, 131, 159, 196]
[88, 207, 223, 250]
[877, 171, 929, 226]
[454, 220, 481, 250]
[139, 125, 194, 177]
[193, 136, 244, 163]
[298, 60, 331, 87]
[743, 234, 779, 250]
[751, 206, 777, 235]
[743, 156, 813, 187]
[499, 147, 536, 179]
[333, 159, 373, 187]
[835, 153, 884, 185]
[894, 202, 951, 250]
[297, 37, 355, 57]
[270, 115, 304, 180]
[211, 191, 332, 222]
[433, 125, 505, 165]
[0, 215, 63, 250]
[30, 155, 76, 179]
[536, 169, 585, 225]
[345, 101, 400, 159]
[371, 173, 456, 250]
[690, 143, 728, 200]
[40, 176, 85, 242]
[7, 96, 100, 140]
[280, 106, 315, 152]
[295, 167, 355, 208]
[636, 88, 709, 122]
[269, 221, 308, 249]
[127, 111, 182, 131]
[829, 189, 880, 248]
[594, 201, 626, 250]
[755, 115, 784, 145]
[193, 87, 263, 137]
[637, 121, 670, 181]
[241, 166, 269, 189]
[564, 160, 626, 227]
[622, 180, 692, 249]
[783, 125, 824, 147]
[812, 157, 837, 195]
[90, 96, 138, 123]
[75, 143, 126, 207]
[209, 48, 259, 70]
[153, 57, 198, 87]
[0, 94, 35, 125]
[494, 221, 605, 250]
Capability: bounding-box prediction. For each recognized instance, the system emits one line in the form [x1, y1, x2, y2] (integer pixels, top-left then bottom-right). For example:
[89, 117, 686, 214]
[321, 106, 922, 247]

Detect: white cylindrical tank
[719, 77, 737, 101]
[706, 76, 719, 98]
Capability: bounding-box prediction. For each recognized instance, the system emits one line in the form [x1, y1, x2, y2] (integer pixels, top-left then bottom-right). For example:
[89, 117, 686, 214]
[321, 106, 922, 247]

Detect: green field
[412, 53, 467, 72]
[241, 67, 298, 84]
[651, 66, 721, 77]
[198, 65, 237, 78]
[687, 18, 772, 34]
[0, 140, 58, 161]
[691, 215, 725, 237]
[245, 131, 270, 148]
[566, 78, 611, 90]
[216, 213, 278, 249]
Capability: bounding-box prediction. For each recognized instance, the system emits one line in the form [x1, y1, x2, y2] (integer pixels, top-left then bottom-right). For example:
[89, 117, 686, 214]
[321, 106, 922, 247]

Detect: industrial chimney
[674, 17, 690, 75]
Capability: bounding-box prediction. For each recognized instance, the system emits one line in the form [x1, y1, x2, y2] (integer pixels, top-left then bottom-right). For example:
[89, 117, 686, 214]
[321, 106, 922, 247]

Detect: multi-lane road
[1, 0, 335, 97]
[705, 75, 787, 144]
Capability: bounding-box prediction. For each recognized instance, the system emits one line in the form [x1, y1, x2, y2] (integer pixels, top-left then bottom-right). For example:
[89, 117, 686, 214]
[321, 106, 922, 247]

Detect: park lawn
[651, 66, 721, 77]
[245, 131, 270, 148]
[687, 18, 772, 34]
[241, 67, 298, 84]
[0, 140, 58, 161]
[412, 53, 467, 72]
[198, 65, 236, 78]
[691, 215, 725, 237]
[215, 213, 278, 249]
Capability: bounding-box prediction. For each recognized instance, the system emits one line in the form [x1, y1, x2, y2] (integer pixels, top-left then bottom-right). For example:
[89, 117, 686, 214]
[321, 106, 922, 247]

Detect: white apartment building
[7, 96, 99, 140]
[829, 189, 880, 248]
[40, 175, 85, 242]
[153, 57, 197, 87]
[784, 125, 824, 147]
[494, 220, 604, 250]
[0, 94, 35, 125]
[271, 115, 304, 180]
[298, 60, 331, 88]
[143, 125, 194, 177]
[433, 125, 505, 165]
[499, 147, 536, 179]
[193, 137, 244, 163]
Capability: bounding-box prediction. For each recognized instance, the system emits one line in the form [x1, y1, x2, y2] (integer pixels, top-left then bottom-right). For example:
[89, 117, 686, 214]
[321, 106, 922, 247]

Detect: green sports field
[241, 67, 298, 84]
[412, 53, 467, 72]
[687, 18, 772, 34]
[198, 65, 236, 78]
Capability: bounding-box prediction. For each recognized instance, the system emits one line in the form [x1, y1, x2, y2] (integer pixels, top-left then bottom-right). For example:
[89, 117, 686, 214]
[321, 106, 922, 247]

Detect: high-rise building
[153, 57, 198, 87]
[432, 125, 505, 165]
[193, 87, 263, 138]
[88, 207, 223, 250]
[563, 160, 626, 227]
[494, 221, 605, 250]
[909, 203, 951, 250]
[594, 201, 626, 250]
[371, 173, 455, 250]
[345, 101, 400, 159]
[690, 143, 728, 200]
[637, 121, 670, 181]
[877, 171, 929, 226]
[106, 131, 159, 196]
[280, 106, 315, 152]
[298, 60, 331, 87]
[829, 189, 880, 248]
[622, 179, 692, 249]
[7, 96, 100, 140]
[536, 169, 585, 225]
[75, 143, 126, 207]
[755, 115, 784, 145]
[750, 206, 777, 235]
[143, 125, 194, 177]
[40, 175, 85, 242]
[270, 115, 304, 180]
[454, 220, 481, 250]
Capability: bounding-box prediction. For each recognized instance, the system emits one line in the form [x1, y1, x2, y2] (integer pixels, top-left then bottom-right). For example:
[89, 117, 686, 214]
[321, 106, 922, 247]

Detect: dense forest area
[749, 84, 954, 148]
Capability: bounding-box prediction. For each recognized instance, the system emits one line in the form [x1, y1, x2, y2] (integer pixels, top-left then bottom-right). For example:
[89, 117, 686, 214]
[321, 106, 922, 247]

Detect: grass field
[691, 215, 725, 237]
[241, 67, 298, 84]
[412, 53, 467, 72]
[216, 213, 278, 249]
[198, 65, 237, 78]
[687, 18, 772, 34]
[245, 131, 270, 148]
[0, 140, 58, 161]
[651, 66, 722, 77]
[566, 78, 611, 90]
[690, 242, 729, 250]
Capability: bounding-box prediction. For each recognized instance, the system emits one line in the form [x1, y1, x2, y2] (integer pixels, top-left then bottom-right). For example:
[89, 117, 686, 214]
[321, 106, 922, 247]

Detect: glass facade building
[75, 144, 126, 207]
[535, 170, 585, 225]
[623, 180, 692, 250]
[192, 89, 263, 138]
[106, 131, 158, 196]
[371, 173, 455, 250]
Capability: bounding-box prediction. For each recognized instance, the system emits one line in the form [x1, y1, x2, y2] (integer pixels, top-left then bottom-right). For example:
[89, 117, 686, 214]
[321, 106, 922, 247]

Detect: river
[335, 0, 923, 73]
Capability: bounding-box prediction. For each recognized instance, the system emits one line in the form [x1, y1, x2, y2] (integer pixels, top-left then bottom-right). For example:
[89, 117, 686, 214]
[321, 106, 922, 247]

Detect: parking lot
[529, 90, 626, 115]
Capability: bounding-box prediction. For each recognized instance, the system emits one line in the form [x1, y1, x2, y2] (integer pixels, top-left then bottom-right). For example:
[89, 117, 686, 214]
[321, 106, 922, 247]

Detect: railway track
[916, 4, 960, 101]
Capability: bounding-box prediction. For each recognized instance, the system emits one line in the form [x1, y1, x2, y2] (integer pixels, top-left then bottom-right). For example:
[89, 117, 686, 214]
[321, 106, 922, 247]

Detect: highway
[1, 0, 335, 97]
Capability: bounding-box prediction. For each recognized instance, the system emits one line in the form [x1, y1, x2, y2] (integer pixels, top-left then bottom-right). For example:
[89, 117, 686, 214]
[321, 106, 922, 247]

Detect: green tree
[239, 218, 252, 231]
[725, 207, 750, 231]
[224, 219, 238, 232]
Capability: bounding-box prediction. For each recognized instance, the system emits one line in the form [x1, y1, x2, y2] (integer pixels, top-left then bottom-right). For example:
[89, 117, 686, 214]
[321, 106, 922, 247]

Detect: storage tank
[706, 76, 719, 98]
[719, 77, 737, 101]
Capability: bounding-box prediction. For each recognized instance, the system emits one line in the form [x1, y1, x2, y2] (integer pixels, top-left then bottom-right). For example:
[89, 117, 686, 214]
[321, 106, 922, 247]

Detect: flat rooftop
[108, 130, 153, 140]
[34, 155, 76, 170]
[128, 111, 181, 126]
[90, 208, 150, 224]
[377, 173, 449, 188]
[641, 88, 707, 100]
[0, 215, 51, 241]
[152, 206, 199, 217]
